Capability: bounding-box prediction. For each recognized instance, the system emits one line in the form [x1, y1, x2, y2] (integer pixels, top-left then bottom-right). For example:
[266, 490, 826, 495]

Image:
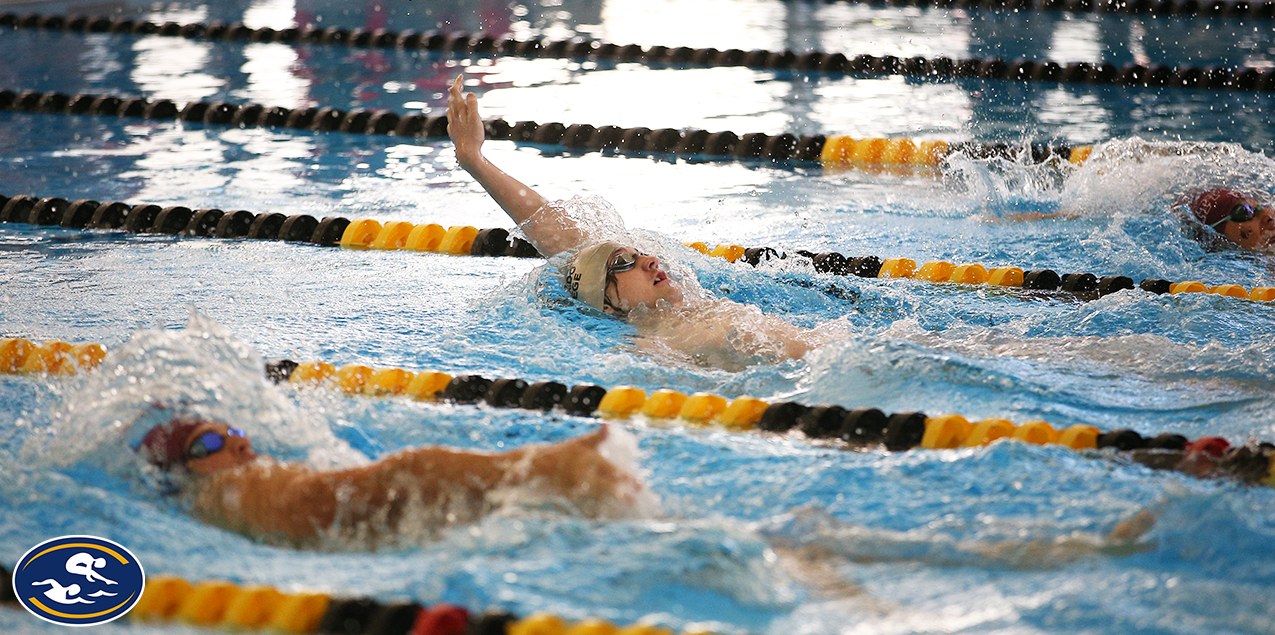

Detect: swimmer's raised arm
[447, 76, 588, 257]
[447, 76, 547, 223]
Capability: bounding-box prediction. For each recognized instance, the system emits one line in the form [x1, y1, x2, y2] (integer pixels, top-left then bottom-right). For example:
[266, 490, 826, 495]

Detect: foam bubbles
[22, 310, 362, 477]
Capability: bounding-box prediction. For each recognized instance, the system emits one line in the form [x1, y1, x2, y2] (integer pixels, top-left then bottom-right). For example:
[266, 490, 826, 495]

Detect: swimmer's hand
[443, 74, 550, 240]
[1098, 509, 1157, 556]
[509, 424, 650, 518]
[1001, 211, 1067, 221]
[447, 75, 486, 169]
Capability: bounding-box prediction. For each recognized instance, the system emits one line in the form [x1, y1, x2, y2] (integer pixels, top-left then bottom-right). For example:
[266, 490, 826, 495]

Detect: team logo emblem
[11, 535, 145, 626]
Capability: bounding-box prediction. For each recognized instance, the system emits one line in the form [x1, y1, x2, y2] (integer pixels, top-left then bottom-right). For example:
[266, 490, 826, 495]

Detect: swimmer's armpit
[999, 210, 1075, 222]
[517, 200, 595, 258]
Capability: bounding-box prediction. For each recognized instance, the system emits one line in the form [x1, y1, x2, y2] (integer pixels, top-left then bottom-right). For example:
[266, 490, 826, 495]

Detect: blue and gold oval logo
[12, 535, 145, 626]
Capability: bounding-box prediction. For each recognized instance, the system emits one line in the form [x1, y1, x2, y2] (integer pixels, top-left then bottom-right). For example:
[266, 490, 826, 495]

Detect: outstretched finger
[447, 77, 464, 109]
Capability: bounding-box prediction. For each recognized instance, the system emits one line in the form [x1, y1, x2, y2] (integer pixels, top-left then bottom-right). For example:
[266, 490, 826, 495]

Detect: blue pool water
[2, 0, 1275, 633]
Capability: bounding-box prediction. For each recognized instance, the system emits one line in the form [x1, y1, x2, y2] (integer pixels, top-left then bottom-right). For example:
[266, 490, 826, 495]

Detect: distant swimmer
[30, 580, 92, 605]
[1188, 188, 1275, 250]
[447, 76, 841, 370]
[133, 417, 652, 550]
[999, 140, 1275, 253]
[64, 552, 116, 585]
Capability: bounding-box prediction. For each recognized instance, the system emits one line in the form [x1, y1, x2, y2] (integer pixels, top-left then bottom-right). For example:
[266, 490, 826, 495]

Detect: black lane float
[2, 335, 1271, 485]
[4, 11, 1275, 92]
[0, 86, 1084, 168]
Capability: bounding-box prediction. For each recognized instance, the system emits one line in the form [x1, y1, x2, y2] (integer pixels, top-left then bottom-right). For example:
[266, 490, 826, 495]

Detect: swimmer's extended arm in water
[768, 508, 1156, 596]
[187, 425, 642, 547]
[448, 76, 591, 257]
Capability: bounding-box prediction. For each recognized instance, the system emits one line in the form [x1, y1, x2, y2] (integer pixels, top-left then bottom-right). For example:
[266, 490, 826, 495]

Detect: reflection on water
[237, 42, 311, 108]
[3, 9, 1274, 150]
[131, 37, 222, 103]
[4, 0, 1275, 68]
[242, 0, 297, 30]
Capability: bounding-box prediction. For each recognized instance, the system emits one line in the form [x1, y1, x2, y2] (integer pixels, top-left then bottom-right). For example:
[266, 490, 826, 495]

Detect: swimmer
[447, 76, 833, 370]
[1124, 439, 1275, 486]
[999, 137, 1275, 252]
[135, 418, 649, 549]
[64, 552, 115, 585]
[1188, 188, 1275, 250]
[134, 417, 1163, 575]
[30, 580, 92, 605]
[1004, 186, 1275, 252]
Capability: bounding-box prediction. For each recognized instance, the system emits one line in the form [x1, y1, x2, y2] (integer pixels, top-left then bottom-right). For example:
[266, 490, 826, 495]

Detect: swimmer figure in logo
[30, 580, 92, 605]
[64, 552, 115, 585]
[447, 76, 834, 370]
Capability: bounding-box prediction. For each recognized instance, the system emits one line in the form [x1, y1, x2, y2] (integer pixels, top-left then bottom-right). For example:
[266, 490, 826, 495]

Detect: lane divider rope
[0, 190, 538, 255]
[2, 189, 1269, 306]
[686, 244, 1275, 304]
[4, 337, 1271, 487]
[0, 87, 1081, 167]
[0, 567, 707, 635]
[3, 12, 1274, 92]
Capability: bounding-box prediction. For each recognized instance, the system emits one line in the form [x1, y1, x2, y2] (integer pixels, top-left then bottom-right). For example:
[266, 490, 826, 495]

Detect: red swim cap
[411, 604, 470, 635]
[136, 418, 204, 470]
[1190, 189, 1247, 227]
[1185, 436, 1231, 458]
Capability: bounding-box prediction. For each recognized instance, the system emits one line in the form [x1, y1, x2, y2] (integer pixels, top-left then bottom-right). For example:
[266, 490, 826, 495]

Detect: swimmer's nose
[231, 435, 256, 459]
[641, 253, 660, 271]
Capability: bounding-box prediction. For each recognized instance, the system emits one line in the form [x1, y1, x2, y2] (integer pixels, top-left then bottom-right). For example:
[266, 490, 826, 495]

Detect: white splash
[20, 309, 363, 476]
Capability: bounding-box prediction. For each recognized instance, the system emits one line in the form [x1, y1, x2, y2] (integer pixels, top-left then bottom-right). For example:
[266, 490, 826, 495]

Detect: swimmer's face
[183, 422, 256, 476]
[1219, 200, 1275, 250]
[602, 247, 683, 315]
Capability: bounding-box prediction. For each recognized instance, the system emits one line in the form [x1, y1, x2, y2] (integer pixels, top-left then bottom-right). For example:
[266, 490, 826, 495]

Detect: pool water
[2, 0, 1275, 633]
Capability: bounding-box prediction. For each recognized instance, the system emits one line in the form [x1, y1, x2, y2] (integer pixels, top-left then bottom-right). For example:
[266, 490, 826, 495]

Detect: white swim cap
[562, 241, 623, 312]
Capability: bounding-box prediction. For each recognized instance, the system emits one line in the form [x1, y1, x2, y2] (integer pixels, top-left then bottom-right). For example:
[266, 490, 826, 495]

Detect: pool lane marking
[0, 85, 1084, 168]
[5, 337, 1273, 489]
[1, 192, 1270, 307]
[4, 10, 1275, 93]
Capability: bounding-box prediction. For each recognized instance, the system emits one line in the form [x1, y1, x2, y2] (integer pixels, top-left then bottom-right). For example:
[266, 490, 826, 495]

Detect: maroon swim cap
[1185, 436, 1231, 458]
[411, 604, 470, 635]
[1190, 189, 1248, 227]
[136, 418, 204, 470]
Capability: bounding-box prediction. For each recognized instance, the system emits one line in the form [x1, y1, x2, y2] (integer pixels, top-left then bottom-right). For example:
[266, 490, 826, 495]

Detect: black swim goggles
[186, 428, 245, 460]
[1211, 203, 1262, 229]
[608, 250, 644, 275]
